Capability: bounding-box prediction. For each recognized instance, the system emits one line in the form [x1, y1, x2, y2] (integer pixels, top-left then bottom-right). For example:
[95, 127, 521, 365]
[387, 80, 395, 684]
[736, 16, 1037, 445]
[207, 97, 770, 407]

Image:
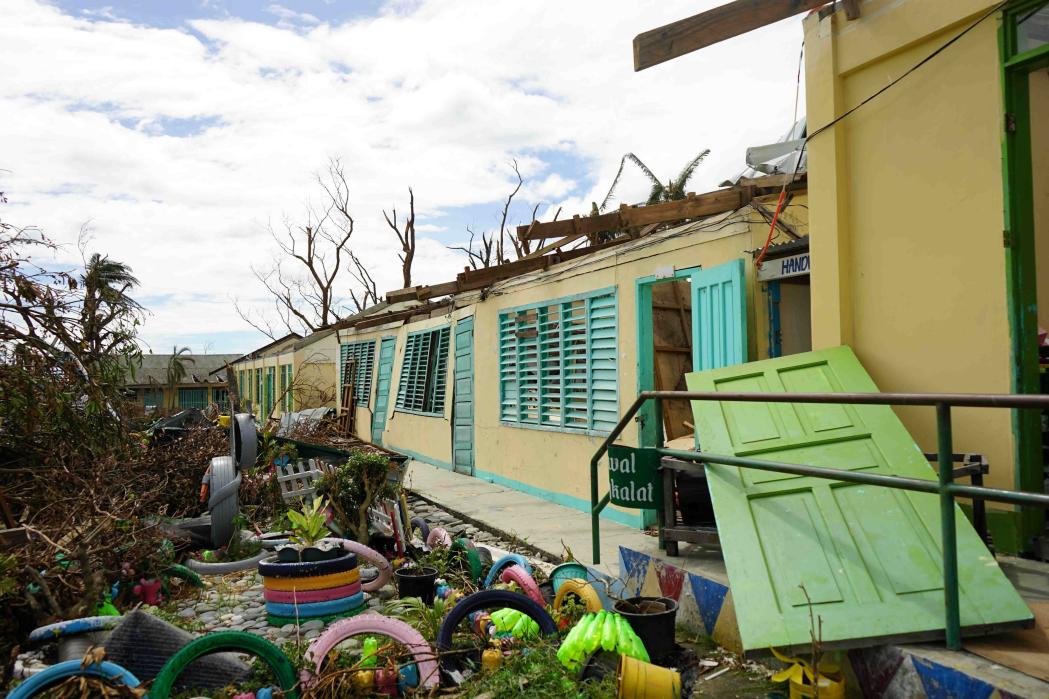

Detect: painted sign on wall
[757, 252, 810, 281]
[608, 445, 661, 508]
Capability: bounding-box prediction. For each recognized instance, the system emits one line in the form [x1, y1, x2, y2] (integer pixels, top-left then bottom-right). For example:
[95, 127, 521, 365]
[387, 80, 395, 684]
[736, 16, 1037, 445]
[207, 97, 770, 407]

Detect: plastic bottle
[361, 637, 379, 668]
[556, 614, 592, 669]
[510, 612, 531, 639]
[614, 614, 633, 653]
[600, 612, 618, 651]
[583, 611, 606, 654]
[482, 641, 503, 672]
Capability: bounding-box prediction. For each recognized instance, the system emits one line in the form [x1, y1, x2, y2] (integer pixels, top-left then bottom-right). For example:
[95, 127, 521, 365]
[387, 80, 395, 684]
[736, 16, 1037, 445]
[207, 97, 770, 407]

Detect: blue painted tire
[435, 590, 557, 659]
[7, 660, 140, 699]
[28, 616, 122, 645]
[264, 591, 364, 617]
[258, 551, 358, 578]
[483, 553, 532, 588]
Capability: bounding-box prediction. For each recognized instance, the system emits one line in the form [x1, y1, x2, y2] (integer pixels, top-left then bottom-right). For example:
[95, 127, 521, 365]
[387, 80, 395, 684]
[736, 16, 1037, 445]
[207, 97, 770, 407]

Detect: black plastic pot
[613, 596, 679, 664]
[394, 566, 438, 604]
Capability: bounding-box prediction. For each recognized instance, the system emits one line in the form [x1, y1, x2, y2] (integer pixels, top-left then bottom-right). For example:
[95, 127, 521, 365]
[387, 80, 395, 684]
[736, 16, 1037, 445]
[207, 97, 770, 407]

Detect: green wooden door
[452, 318, 474, 475]
[692, 259, 747, 371]
[686, 346, 1031, 653]
[372, 337, 396, 445]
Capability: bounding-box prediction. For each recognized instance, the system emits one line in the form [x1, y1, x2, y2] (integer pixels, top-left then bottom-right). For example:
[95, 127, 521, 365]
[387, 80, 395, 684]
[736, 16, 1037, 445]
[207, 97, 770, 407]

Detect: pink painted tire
[426, 527, 452, 549]
[499, 564, 544, 606]
[321, 538, 391, 593]
[263, 581, 362, 604]
[303, 613, 438, 689]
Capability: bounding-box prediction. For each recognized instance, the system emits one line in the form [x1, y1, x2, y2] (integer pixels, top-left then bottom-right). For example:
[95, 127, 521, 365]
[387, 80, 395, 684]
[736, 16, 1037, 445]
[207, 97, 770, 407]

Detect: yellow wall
[804, 1, 1016, 491]
[232, 335, 337, 418]
[339, 205, 807, 525]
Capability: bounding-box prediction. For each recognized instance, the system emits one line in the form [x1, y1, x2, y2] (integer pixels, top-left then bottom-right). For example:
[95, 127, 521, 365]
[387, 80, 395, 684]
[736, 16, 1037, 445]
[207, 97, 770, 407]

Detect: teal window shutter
[395, 326, 450, 415]
[498, 288, 618, 434]
[340, 340, 376, 403]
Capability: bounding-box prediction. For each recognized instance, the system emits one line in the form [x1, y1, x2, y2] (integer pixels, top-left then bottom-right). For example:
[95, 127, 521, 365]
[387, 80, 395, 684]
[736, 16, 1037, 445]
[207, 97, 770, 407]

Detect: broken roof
[127, 353, 240, 386]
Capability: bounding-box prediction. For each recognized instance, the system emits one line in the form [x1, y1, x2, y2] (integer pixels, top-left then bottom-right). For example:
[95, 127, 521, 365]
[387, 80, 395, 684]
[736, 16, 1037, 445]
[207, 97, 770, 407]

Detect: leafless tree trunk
[383, 188, 416, 288]
[235, 158, 361, 338]
[348, 250, 379, 312]
[448, 160, 539, 268]
[448, 227, 495, 270]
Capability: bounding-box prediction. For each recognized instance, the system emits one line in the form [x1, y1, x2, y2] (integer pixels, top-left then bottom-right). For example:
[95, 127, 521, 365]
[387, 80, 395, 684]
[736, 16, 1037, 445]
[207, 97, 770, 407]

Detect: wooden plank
[655, 345, 691, 354]
[842, 0, 861, 20]
[521, 232, 589, 260]
[516, 211, 622, 242]
[737, 172, 807, 190]
[633, 0, 827, 71]
[386, 286, 422, 303]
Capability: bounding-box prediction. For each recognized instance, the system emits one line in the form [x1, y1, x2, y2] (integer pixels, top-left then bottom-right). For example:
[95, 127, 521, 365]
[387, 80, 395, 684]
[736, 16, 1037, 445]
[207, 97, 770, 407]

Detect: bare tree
[448, 160, 535, 268]
[383, 188, 416, 288]
[348, 250, 379, 312]
[235, 159, 357, 338]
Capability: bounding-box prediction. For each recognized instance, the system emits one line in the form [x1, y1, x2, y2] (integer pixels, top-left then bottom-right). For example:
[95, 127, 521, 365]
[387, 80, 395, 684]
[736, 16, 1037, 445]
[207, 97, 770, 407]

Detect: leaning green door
[372, 337, 396, 445]
[686, 346, 1031, 653]
[452, 318, 474, 475]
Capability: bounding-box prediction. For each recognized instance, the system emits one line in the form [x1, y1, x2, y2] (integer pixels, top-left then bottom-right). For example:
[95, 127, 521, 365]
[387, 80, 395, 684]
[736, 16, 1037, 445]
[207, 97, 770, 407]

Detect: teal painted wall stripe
[474, 468, 644, 529]
[387, 444, 456, 472]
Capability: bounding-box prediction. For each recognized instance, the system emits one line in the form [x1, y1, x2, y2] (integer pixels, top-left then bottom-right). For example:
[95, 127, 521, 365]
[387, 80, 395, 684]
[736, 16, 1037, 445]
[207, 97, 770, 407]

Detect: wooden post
[225, 364, 241, 414]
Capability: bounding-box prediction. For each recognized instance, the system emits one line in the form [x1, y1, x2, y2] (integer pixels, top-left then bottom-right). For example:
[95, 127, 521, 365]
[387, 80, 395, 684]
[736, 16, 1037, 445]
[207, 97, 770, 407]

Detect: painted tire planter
[7, 660, 140, 699]
[252, 531, 294, 550]
[263, 568, 359, 591]
[553, 578, 604, 613]
[425, 527, 452, 549]
[162, 563, 205, 588]
[450, 538, 482, 583]
[304, 613, 440, 689]
[263, 581, 361, 603]
[151, 631, 299, 699]
[260, 551, 364, 625]
[208, 455, 240, 549]
[436, 590, 557, 668]
[321, 538, 392, 593]
[549, 562, 589, 593]
[483, 553, 532, 588]
[259, 551, 358, 578]
[265, 591, 365, 618]
[266, 607, 367, 627]
[29, 616, 122, 645]
[499, 565, 544, 606]
[184, 548, 268, 576]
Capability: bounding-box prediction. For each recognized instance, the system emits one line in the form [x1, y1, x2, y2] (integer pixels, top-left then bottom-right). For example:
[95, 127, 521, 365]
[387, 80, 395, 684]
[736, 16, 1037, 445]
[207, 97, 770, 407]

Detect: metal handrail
[589, 390, 1049, 650]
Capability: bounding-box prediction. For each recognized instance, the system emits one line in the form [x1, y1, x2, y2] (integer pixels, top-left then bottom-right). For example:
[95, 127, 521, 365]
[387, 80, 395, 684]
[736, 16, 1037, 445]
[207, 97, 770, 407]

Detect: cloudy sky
[1, 0, 806, 354]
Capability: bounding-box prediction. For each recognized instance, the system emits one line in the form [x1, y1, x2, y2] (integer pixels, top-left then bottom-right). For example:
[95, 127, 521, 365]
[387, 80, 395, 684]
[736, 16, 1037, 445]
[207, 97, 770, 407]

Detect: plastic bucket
[613, 597, 678, 664]
[395, 566, 438, 604]
[617, 654, 681, 698]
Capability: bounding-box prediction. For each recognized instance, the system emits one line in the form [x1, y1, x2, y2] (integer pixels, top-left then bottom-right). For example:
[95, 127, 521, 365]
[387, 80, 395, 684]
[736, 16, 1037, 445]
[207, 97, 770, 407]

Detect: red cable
[754, 187, 788, 270]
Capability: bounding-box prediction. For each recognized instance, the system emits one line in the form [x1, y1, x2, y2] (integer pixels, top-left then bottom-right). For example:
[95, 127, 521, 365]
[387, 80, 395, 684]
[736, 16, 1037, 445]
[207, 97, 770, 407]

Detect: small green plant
[381, 595, 451, 640]
[315, 450, 396, 546]
[287, 496, 329, 548]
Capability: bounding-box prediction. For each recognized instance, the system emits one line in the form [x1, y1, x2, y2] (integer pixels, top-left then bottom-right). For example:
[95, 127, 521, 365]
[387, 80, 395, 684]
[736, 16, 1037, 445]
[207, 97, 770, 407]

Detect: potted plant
[259, 497, 366, 627]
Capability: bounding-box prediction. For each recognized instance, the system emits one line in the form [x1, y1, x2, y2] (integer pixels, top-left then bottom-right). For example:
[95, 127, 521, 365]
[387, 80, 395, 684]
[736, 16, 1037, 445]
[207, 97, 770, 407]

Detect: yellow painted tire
[553, 578, 603, 613]
[263, 568, 360, 591]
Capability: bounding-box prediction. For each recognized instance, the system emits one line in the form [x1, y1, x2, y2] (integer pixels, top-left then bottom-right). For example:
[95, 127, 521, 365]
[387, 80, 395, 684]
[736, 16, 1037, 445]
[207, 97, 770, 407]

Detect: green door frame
[1000, 0, 1049, 550]
[635, 266, 704, 450]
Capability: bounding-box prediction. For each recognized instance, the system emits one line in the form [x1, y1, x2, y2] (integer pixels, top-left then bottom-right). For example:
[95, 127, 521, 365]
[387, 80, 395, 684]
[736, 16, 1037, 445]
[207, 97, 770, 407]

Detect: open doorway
[1002, 0, 1049, 555]
[759, 239, 812, 358]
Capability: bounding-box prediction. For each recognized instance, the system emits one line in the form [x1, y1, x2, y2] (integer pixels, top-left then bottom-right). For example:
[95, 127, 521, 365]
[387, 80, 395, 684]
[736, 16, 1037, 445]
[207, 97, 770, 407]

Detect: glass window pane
[1018, 4, 1049, 54]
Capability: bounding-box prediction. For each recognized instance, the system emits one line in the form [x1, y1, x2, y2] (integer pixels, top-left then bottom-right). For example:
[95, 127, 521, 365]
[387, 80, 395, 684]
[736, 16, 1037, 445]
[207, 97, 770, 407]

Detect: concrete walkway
[404, 460, 727, 583]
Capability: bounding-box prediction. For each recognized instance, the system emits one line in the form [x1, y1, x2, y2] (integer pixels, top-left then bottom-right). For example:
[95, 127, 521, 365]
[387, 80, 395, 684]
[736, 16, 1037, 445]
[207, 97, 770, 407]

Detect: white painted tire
[208, 456, 240, 549]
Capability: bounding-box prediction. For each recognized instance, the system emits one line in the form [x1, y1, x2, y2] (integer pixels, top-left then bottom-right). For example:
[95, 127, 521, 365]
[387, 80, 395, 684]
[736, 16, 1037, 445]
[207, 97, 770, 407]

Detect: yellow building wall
[293, 337, 337, 410]
[341, 208, 806, 526]
[804, 1, 1016, 492]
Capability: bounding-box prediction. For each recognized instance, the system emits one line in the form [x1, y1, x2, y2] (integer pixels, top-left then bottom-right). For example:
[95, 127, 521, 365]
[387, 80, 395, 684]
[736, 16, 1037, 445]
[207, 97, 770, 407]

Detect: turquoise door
[693, 259, 747, 370]
[372, 337, 397, 445]
[452, 318, 474, 475]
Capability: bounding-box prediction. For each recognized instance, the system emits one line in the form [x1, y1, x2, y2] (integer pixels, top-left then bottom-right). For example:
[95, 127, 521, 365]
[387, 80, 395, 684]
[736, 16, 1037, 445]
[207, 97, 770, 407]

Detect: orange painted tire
[263, 568, 359, 591]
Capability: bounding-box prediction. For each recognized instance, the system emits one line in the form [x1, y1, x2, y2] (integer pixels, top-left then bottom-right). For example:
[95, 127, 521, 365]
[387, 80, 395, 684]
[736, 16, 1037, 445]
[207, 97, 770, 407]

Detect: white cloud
[0, 0, 806, 351]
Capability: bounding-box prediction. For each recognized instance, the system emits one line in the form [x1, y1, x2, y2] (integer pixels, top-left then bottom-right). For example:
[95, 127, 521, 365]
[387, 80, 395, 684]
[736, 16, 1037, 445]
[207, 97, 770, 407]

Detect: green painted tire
[266, 605, 367, 627]
[162, 563, 204, 588]
[451, 538, 482, 583]
[150, 631, 299, 699]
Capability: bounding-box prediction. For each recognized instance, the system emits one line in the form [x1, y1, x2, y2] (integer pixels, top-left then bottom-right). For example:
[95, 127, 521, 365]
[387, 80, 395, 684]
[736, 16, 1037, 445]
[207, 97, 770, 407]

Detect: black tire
[435, 589, 557, 658]
[258, 551, 358, 578]
[410, 517, 430, 542]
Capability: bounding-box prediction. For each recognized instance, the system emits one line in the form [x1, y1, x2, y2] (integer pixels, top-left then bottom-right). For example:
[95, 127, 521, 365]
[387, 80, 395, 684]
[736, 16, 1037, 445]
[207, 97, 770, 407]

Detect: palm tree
[166, 346, 195, 412]
[599, 149, 711, 211]
[80, 253, 143, 361]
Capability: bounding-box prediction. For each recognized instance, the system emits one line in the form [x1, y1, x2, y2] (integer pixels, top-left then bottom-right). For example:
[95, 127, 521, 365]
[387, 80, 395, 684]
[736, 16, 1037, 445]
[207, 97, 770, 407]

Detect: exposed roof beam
[633, 0, 827, 71]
